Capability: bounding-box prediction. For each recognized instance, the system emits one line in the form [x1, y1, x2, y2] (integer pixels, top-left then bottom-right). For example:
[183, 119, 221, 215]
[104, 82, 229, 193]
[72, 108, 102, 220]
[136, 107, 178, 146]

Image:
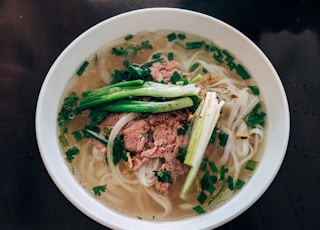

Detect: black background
[0, 0, 319, 229]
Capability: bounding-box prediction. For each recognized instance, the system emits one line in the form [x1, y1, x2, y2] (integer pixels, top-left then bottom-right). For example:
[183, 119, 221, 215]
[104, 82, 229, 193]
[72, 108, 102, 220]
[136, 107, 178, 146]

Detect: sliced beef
[150, 61, 180, 83]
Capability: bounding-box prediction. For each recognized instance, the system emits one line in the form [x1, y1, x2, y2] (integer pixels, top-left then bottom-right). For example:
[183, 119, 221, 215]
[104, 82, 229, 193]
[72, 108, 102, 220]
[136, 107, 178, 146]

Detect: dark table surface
[1, 0, 319, 229]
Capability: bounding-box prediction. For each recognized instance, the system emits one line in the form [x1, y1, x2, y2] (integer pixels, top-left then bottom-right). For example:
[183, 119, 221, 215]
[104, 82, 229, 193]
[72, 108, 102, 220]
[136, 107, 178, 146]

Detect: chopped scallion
[245, 160, 257, 171]
[76, 60, 89, 76]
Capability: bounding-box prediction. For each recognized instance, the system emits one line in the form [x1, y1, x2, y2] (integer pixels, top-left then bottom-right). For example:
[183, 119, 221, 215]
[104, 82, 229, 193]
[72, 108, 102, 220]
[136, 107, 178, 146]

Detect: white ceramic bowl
[36, 8, 290, 230]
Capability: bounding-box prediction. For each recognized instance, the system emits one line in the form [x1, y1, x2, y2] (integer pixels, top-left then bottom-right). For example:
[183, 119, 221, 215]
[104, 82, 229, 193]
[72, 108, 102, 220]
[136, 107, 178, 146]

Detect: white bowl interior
[36, 8, 289, 230]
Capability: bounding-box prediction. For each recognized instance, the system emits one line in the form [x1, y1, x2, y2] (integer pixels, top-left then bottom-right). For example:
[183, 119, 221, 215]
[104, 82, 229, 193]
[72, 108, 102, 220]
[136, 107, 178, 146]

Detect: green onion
[236, 64, 251, 80]
[186, 41, 205, 49]
[245, 160, 257, 171]
[78, 81, 199, 110]
[168, 52, 174, 61]
[197, 191, 208, 205]
[248, 86, 260, 95]
[71, 131, 84, 141]
[83, 128, 108, 145]
[180, 92, 225, 199]
[101, 97, 194, 114]
[167, 32, 177, 42]
[59, 133, 69, 147]
[124, 34, 133, 40]
[76, 60, 89, 76]
[193, 205, 206, 214]
[152, 53, 162, 59]
[177, 33, 186, 40]
[189, 62, 200, 72]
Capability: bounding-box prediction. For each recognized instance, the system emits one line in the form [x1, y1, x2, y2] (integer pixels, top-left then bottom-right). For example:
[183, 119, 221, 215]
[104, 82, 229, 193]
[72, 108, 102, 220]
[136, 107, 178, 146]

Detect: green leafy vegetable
[227, 176, 245, 190]
[197, 191, 208, 205]
[246, 103, 266, 128]
[65, 147, 80, 162]
[71, 131, 84, 141]
[112, 136, 127, 165]
[92, 185, 106, 196]
[153, 170, 173, 184]
[176, 147, 188, 163]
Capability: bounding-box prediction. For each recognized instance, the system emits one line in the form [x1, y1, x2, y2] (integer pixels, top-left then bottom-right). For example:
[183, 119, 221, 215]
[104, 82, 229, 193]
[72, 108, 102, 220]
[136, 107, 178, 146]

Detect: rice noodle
[107, 112, 140, 191]
[135, 158, 161, 187]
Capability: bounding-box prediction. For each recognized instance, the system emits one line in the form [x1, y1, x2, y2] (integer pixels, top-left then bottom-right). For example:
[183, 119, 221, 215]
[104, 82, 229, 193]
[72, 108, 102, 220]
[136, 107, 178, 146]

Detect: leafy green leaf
[92, 185, 106, 196]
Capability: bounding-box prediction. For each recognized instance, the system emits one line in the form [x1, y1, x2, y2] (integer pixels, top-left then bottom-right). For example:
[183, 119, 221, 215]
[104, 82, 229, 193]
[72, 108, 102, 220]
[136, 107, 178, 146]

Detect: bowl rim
[36, 7, 290, 230]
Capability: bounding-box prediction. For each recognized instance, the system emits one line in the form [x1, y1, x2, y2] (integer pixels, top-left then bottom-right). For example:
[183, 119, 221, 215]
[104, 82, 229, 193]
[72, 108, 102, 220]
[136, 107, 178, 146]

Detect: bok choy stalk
[78, 80, 200, 110]
[180, 91, 225, 200]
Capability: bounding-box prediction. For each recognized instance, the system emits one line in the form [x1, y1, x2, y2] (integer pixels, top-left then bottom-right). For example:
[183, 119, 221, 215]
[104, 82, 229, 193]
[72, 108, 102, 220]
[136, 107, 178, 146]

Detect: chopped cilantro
[208, 161, 219, 173]
[170, 71, 188, 85]
[176, 147, 187, 163]
[200, 171, 216, 194]
[112, 136, 127, 165]
[246, 103, 266, 128]
[153, 170, 173, 184]
[227, 176, 245, 190]
[218, 131, 228, 147]
[92, 185, 106, 196]
[177, 128, 187, 135]
[71, 131, 84, 141]
[65, 147, 80, 162]
[197, 191, 208, 205]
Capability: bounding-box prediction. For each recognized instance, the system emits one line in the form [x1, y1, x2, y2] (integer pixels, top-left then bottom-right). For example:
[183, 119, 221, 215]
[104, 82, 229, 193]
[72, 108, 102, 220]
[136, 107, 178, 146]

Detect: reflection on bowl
[36, 8, 289, 230]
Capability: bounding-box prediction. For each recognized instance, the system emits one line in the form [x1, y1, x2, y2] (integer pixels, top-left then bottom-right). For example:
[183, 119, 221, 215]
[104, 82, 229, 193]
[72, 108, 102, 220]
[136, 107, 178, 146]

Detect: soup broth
[58, 30, 266, 221]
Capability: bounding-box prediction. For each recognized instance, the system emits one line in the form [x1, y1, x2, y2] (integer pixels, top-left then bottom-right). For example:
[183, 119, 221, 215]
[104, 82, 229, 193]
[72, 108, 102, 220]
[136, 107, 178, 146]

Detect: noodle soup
[57, 30, 266, 221]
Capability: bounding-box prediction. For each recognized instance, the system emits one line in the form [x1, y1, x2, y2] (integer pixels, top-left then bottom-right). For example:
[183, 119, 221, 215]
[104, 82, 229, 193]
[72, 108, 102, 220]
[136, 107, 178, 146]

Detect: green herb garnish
[92, 185, 106, 196]
[76, 60, 89, 76]
[153, 170, 173, 184]
[65, 147, 80, 162]
[245, 160, 257, 171]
